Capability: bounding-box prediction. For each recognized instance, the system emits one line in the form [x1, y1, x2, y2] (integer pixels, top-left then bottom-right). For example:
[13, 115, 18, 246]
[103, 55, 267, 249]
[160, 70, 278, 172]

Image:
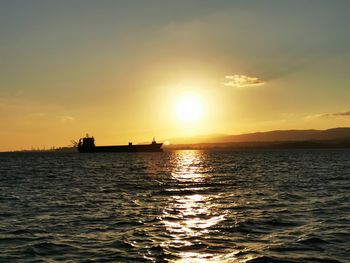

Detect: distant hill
[167, 128, 350, 147]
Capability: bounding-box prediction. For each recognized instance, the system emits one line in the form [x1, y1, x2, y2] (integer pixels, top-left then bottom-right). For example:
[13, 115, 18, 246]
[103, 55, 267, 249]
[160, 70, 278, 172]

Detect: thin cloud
[321, 110, 350, 118]
[59, 116, 75, 122]
[332, 110, 350, 117]
[223, 74, 265, 88]
[305, 110, 350, 119]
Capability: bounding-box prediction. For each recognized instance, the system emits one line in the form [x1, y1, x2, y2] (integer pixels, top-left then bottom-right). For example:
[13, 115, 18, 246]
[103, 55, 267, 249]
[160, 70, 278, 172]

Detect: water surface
[0, 150, 349, 262]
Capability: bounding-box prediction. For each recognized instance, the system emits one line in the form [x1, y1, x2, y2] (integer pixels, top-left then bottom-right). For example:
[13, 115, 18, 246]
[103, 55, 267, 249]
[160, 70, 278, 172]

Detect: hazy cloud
[332, 110, 350, 117]
[320, 110, 350, 118]
[223, 75, 265, 88]
[59, 116, 75, 122]
[305, 110, 350, 119]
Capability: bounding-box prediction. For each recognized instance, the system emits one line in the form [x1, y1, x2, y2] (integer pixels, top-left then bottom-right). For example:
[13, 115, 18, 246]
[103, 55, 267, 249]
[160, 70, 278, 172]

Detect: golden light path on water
[160, 151, 240, 263]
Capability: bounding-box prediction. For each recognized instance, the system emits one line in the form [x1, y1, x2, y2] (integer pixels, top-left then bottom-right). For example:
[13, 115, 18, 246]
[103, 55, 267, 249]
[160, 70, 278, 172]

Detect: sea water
[0, 150, 349, 262]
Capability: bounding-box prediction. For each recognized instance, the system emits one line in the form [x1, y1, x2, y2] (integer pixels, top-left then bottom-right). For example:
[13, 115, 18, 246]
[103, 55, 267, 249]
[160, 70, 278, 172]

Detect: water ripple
[0, 150, 349, 262]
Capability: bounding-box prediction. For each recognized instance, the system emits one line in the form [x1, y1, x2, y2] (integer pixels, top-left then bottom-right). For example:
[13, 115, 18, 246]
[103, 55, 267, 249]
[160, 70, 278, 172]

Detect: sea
[0, 150, 349, 263]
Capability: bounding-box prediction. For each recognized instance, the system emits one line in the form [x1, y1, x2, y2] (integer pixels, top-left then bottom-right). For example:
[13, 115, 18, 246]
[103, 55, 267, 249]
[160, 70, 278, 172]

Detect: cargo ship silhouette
[77, 134, 163, 153]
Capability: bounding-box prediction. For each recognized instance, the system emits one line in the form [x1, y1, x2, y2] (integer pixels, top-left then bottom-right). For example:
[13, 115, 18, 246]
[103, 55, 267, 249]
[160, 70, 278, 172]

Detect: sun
[175, 94, 203, 123]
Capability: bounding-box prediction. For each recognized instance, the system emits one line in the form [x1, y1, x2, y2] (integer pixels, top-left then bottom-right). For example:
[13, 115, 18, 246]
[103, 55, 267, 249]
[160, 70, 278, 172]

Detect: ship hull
[78, 143, 163, 153]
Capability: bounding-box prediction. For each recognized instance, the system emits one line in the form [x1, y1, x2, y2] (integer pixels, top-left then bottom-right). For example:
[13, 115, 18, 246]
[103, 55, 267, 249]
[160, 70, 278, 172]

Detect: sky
[1, 0, 350, 151]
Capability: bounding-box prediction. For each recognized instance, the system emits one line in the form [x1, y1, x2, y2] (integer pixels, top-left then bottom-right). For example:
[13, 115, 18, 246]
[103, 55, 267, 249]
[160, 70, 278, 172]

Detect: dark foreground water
[0, 150, 349, 263]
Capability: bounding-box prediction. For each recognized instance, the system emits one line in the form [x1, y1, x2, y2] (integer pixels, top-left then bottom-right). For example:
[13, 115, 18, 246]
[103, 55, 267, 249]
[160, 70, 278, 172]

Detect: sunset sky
[1, 0, 350, 151]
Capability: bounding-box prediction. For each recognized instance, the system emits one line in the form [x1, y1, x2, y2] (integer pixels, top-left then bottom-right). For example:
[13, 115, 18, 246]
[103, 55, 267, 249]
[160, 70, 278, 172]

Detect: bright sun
[175, 94, 203, 123]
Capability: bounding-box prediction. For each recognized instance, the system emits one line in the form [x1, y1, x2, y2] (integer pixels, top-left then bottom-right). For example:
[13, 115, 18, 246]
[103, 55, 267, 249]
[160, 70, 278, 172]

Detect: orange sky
[1, 1, 350, 151]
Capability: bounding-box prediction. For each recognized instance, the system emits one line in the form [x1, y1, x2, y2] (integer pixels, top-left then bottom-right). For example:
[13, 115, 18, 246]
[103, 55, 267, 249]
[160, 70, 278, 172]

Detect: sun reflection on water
[161, 150, 229, 262]
[170, 150, 207, 182]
